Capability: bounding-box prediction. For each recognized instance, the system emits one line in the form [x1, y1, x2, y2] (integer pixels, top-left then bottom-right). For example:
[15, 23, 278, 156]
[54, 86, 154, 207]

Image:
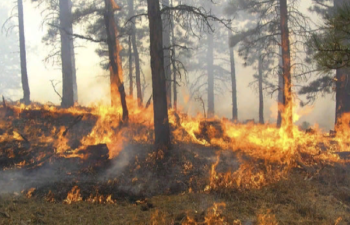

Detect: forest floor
[0, 103, 350, 225]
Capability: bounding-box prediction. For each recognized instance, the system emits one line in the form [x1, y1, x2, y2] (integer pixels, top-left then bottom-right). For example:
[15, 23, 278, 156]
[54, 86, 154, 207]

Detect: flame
[25, 187, 36, 198]
[86, 193, 116, 204]
[256, 209, 278, 225]
[64, 186, 82, 204]
[2, 95, 350, 191]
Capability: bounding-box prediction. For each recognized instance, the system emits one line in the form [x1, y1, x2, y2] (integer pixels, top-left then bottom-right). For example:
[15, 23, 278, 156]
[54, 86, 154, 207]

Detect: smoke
[0, 1, 337, 126]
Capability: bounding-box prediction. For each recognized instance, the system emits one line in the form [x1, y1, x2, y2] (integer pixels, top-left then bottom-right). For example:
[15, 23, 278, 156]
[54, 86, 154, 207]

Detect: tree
[104, 0, 129, 121]
[146, 0, 171, 152]
[229, 30, 238, 121]
[300, 0, 350, 126]
[162, 0, 172, 108]
[59, 0, 77, 107]
[0, 5, 21, 99]
[128, 0, 143, 106]
[207, 32, 214, 117]
[227, 0, 311, 131]
[258, 48, 264, 124]
[18, 0, 31, 104]
[279, 0, 293, 135]
[32, 0, 78, 107]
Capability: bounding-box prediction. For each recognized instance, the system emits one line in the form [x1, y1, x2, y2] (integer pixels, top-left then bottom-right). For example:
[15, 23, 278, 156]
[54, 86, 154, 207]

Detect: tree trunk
[258, 49, 264, 124]
[147, 0, 171, 152]
[207, 33, 214, 118]
[171, 0, 177, 111]
[128, 36, 133, 96]
[129, 0, 142, 106]
[279, 0, 293, 136]
[277, 44, 284, 127]
[59, 0, 77, 108]
[104, 0, 128, 122]
[335, 67, 350, 124]
[229, 31, 238, 122]
[162, 0, 172, 108]
[17, 0, 30, 105]
[334, 0, 350, 126]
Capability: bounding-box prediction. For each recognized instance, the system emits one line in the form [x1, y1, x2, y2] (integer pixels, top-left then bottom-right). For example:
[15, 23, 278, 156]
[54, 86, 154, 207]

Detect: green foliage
[309, 2, 350, 71]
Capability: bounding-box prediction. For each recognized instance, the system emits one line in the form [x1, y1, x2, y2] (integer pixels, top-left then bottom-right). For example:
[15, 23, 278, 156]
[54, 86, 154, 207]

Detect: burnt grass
[0, 105, 350, 224]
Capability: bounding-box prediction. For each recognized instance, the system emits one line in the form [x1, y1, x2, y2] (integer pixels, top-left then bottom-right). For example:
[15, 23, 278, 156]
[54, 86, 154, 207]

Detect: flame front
[1, 97, 349, 191]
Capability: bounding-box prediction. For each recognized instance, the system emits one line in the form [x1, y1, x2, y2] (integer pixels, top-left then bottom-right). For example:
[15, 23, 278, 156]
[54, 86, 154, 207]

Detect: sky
[0, 0, 336, 130]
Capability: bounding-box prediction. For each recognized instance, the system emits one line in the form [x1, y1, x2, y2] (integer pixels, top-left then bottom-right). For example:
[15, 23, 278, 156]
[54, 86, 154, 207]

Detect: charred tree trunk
[171, 0, 177, 111]
[335, 67, 350, 125]
[162, 0, 172, 108]
[229, 31, 237, 122]
[277, 44, 284, 127]
[17, 0, 30, 105]
[59, 0, 77, 108]
[279, 0, 293, 136]
[129, 0, 142, 106]
[258, 49, 264, 124]
[334, 0, 350, 126]
[207, 33, 215, 118]
[104, 0, 128, 122]
[128, 36, 133, 96]
[147, 0, 171, 151]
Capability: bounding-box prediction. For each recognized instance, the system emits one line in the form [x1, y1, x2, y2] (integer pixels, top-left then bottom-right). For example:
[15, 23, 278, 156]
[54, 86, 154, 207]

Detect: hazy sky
[0, 0, 336, 130]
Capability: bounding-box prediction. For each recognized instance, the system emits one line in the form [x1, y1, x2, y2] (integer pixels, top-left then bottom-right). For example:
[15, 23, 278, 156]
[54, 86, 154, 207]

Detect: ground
[0, 103, 350, 224]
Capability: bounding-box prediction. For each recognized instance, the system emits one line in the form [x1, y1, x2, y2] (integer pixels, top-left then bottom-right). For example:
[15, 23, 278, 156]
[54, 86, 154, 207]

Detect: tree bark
[334, 0, 350, 126]
[128, 36, 133, 96]
[229, 31, 238, 122]
[147, 0, 171, 152]
[171, 0, 177, 111]
[17, 0, 30, 105]
[258, 49, 264, 124]
[162, 0, 172, 108]
[59, 0, 77, 108]
[279, 0, 293, 136]
[129, 0, 142, 106]
[207, 33, 215, 118]
[277, 44, 284, 127]
[104, 0, 128, 122]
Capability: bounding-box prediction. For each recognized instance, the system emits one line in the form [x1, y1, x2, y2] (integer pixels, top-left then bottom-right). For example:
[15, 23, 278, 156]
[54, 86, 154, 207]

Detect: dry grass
[0, 171, 349, 225]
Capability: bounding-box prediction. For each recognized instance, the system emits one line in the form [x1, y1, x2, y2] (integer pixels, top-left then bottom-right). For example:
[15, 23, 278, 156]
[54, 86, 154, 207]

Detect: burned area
[0, 101, 350, 224]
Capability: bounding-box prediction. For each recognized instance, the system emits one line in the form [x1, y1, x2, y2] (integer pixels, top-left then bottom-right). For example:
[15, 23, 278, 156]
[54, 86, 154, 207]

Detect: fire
[86, 193, 116, 204]
[181, 202, 227, 224]
[24, 187, 36, 198]
[64, 186, 82, 204]
[1, 95, 350, 192]
[45, 190, 55, 203]
[256, 210, 278, 225]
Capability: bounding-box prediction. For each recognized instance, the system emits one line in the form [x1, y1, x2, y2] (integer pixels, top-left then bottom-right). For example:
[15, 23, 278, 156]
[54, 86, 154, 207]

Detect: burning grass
[0, 172, 349, 224]
[1, 101, 350, 224]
